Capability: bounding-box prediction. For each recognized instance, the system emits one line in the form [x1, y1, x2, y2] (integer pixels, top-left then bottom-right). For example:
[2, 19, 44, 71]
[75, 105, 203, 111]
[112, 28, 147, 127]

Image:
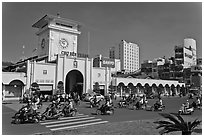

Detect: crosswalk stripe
[40, 115, 89, 124]
[47, 118, 102, 128]
[41, 117, 96, 125]
[50, 121, 109, 131]
[59, 114, 89, 120]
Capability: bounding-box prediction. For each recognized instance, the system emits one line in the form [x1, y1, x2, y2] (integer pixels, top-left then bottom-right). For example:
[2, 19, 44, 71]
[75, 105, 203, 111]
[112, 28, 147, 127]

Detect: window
[43, 70, 47, 75]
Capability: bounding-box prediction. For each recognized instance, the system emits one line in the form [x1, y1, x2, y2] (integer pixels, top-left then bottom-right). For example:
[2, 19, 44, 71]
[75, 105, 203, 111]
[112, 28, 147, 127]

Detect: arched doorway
[65, 70, 84, 98]
[4, 80, 24, 98]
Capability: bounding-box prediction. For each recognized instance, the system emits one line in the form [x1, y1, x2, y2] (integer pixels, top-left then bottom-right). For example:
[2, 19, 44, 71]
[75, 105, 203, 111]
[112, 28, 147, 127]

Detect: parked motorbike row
[12, 99, 78, 124]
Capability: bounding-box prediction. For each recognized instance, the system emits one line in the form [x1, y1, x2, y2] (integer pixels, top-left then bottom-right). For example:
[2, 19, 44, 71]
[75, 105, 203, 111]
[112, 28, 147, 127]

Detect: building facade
[109, 47, 115, 59]
[175, 38, 197, 68]
[2, 14, 185, 100]
[119, 40, 139, 72]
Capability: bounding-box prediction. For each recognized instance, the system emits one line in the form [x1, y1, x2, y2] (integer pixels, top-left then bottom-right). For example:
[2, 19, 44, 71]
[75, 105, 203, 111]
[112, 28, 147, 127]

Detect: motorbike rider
[24, 100, 36, 121]
[153, 98, 163, 110]
[158, 98, 163, 106]
[196, 97, 201, 107]
[49, 98, 61, 117]
[103, 97, 112, 113]
[32, 94, 41, 110]
[65, 98, 74, 114]
[185, 100, 190, 109]
[92, 94, 97, 105]
[180, 103, 185, 113]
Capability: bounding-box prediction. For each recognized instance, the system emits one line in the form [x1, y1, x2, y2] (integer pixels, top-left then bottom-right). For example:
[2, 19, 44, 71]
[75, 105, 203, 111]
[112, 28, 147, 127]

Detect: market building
[2, 14, 185, 100]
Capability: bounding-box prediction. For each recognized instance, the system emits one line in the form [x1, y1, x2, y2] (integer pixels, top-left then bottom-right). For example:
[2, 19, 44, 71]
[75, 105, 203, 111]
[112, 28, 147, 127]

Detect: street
[2, 96, 202, 135]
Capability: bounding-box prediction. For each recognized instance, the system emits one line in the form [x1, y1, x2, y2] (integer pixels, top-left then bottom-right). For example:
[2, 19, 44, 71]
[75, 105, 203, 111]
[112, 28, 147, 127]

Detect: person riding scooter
[184, 100, 190, 110]
[102, 97, 112, 113]
[153, 98, 163, 110]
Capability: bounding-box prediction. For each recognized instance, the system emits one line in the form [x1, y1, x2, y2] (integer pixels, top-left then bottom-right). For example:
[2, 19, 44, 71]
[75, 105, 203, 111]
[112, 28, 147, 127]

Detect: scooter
[41, 102, 63, 120]
[62, 105, 78, 117]
[96, 104, 114, 115]
[147, 104, 165, 111]
[178, 107, 194, 115]
[90, 99, 101, 108]
[117, 100, 129, 108]
[11, 105, 41, 124]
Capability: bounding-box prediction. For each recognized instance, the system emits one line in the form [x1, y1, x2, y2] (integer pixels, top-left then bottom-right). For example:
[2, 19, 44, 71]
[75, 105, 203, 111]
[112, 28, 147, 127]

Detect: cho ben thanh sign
[101, 57, 115, 68]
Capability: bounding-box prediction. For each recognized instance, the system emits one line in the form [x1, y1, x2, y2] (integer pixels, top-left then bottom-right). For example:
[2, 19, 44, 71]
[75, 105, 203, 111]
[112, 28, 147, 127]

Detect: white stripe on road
[59, 114, 88, 120]
[41, 116, 96, 125]
[47, 118, 102, 128]
[50, 121, 109, 131]
[40, 114, 89, 124]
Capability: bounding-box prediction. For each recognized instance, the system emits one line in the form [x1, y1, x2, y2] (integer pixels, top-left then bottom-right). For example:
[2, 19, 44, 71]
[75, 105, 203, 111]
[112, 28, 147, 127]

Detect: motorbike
[11, 105, 41, 124]
[191, 101, 202, 110]
[90, 99, 101, 108]
[96, 104, 114, 115]
[178, 107, 194, 115]
[146, 103, 165, 111]
[41, 102, 63, 120]
[117, 99, 130, 108]
[61, 105, 78, 117]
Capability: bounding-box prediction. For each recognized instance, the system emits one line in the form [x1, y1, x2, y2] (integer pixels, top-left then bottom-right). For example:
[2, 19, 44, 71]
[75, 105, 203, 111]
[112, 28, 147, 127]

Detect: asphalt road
[79, 96, 202, 122]
[2, 96, 202, 135]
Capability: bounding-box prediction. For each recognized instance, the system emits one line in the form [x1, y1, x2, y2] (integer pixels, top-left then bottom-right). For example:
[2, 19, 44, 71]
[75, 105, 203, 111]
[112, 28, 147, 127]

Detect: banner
[101, 57, 115, 68]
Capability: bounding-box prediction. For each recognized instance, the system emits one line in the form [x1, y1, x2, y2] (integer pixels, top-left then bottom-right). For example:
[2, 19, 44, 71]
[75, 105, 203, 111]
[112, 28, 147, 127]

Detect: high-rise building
[109, 47, 115, 59]
[174, 38, 197, 68]
[184, 38, 196, 66]
[119, 40, 139, 72]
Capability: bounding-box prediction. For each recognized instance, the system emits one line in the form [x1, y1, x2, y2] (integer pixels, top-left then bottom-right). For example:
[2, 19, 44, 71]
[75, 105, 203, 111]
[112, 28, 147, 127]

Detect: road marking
[47, 118, 102, 128]
[41, 116, 96, 125]
[50, 121, 109, 131]
[40, 114, 89, 124]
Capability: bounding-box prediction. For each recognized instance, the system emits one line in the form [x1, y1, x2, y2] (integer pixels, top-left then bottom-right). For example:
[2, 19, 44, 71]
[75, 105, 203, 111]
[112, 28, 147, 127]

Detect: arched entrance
[65, 70, 84, 98]
[4, 80, 24, 98]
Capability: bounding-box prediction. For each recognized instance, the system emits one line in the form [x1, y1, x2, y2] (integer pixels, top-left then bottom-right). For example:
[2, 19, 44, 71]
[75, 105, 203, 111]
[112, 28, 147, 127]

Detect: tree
[154, 113, 201, 135]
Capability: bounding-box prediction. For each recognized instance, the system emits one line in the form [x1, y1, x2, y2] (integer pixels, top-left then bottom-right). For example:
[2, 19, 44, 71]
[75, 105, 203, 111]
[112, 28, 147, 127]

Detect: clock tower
[32, 14, 81, 61]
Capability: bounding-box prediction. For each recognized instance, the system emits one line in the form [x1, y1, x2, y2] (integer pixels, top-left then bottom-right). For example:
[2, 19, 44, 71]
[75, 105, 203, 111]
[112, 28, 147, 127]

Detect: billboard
[101, 57, 115, 68]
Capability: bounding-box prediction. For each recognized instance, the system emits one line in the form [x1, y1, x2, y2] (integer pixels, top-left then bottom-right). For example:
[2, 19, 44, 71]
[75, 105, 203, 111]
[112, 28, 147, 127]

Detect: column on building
[105, 67, 108, 96]
[151, 85, 156, 94]
[85, 57, 89, 93]
[26, 60, 31, 90]
[56, 55, 64, 90]
[174, 86, 178, 95]
[90, 58, 93, 92]
[177, 86, 181, 95]
[32, 60, 36, 84]
[165, 86, 170, 95]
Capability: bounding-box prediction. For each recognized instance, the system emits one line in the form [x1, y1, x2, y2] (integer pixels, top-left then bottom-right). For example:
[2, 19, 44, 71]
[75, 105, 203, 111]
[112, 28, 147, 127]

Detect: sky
[2, 2, 202, 64]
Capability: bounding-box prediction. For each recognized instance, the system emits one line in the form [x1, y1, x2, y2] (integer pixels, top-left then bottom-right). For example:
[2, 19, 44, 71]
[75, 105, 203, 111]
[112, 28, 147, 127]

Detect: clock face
[41, 39, 45, 49]
[59, 38, 69, 49]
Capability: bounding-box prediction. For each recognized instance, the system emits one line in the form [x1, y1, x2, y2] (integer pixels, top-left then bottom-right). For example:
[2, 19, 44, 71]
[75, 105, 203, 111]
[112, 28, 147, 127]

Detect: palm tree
[154, 113, 201, 135]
